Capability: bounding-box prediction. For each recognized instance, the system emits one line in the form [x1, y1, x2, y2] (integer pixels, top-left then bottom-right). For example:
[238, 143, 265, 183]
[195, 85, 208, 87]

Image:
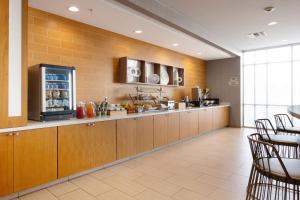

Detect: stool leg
[246, 164, 255, 200]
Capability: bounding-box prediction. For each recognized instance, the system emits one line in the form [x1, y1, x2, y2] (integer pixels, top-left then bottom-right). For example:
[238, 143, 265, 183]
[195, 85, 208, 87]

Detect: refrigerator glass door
[42, 67, 74, 112]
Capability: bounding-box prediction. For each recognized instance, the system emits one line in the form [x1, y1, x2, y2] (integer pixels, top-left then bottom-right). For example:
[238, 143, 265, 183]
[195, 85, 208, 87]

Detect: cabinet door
[180, 111, 190, 139]
[58, 124, 92, 178]
[0, 133, 13, 196]
[154, 114, 168, 148]
[91, 121, 117, 167]
[180, 111, 199, 138]
[222, 106, 230, 127]
[213, 107, 229, 129]
[212, 107, 221, 129]
[14, 127, 57, 192]
[167, 113, 180, 143]
[190, 110, 199, 136]
[117, 118, 137, 159]
[136, 116, 154, 154]
[199, 108, 213, 134]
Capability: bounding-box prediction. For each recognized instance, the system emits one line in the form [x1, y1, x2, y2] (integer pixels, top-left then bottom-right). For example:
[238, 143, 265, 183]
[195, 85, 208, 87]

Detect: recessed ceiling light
[264, 6, 276, 13]
[197, 52, 202, 55]
[68, 6, 79, 12]
[134, 30, 143, 34]
[268, 21, 278, 26]
[281, 39, 288, 42]
[172, 43, 179, 47]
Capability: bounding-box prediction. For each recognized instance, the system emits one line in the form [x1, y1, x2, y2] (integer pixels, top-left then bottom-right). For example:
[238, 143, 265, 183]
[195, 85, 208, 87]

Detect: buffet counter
[0, 103, 229, 134]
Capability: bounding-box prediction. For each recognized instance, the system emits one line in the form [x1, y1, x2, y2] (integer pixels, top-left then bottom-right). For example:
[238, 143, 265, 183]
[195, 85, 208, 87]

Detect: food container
[76, 102, 86, 119]
[86, 101, 96, 118]
[175, 102, 186, 110]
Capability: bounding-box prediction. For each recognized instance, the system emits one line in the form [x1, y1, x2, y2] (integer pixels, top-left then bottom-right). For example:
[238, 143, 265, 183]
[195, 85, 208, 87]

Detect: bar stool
[274, 114, 300, 135]
[255, 119, 300, 158]
[246, 133, 300, 200]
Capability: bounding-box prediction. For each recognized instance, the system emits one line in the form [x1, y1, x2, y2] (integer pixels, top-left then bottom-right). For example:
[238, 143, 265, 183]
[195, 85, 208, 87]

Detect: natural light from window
[242, 44, 300, 127]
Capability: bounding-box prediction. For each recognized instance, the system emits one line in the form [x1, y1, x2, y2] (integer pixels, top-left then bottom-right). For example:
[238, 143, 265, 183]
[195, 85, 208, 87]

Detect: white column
[8, 0, 22, 117]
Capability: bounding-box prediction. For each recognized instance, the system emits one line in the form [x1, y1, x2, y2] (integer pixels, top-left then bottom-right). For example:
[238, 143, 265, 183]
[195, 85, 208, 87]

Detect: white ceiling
[147, 0, 300, 51]
[28, 0, 232, 60]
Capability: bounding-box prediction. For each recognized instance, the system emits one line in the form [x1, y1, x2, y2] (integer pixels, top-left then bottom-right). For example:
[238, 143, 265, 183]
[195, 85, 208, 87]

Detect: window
[242, 44, 300, 127]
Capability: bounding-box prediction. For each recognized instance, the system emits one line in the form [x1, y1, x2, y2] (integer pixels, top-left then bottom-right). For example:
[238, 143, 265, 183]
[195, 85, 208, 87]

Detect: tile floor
[16, 128, 254, 200]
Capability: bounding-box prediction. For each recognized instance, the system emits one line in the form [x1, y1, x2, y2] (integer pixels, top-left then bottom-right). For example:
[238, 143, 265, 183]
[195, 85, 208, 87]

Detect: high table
[288, 105, 300, 119]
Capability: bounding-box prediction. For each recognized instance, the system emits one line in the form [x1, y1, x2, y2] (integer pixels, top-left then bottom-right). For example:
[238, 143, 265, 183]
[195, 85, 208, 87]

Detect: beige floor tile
[172, 188, 210, 200]
[136, 174, 182, 196]
[96, 189, 135, 200]
[48, 182, 78, 197]
[167, 177, 218, 196]
[19, 189, 57, 200]
[90, 169, 116, 180]
[135, 156, 165, 168]
[71, 175, 113, 196]
[143, 167, 175, 180]
[207, 188, 245, 200]
[58, 189, 96, 200]
[135, 189, 173, 200]
[109, 165, 144, 180]
[121, 159, 143, 169]
[102, 174, 146, 196]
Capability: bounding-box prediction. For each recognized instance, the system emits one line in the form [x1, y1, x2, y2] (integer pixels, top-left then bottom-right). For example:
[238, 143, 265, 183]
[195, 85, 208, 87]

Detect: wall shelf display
[119, 57, 184, 87]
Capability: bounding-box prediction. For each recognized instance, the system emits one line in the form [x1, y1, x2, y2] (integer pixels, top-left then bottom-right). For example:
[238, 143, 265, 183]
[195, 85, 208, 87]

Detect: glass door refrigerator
[28, 64, 76, 121]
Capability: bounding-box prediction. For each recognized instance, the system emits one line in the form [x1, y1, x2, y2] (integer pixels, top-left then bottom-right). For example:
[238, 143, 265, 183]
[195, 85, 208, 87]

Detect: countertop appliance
[191, 87, 201, 102]
[28, 64, 76, 121]
[161, 100, 175, 110]
[202, 98, 220, 106]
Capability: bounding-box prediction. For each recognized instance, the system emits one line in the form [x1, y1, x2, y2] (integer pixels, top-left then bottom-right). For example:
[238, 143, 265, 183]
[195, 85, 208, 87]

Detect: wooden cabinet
[212, 106, 230, 129]
[58, 124, 91, 178]
[154, 113, 180, 147]
[58, 121, 117, 178]
[180, 110, 199, 139]
[117, 118, 137, 159]
[0, 134, 13, 196]
[167, 113, 180, 143]
[136, 116, 154, 154]
[199, 108, 213, 134]
[92, 121, 117, 167]
[14, 128, 57, 192]
[117, 116, 154, 159]
[223, 106, 230, 127]
[154, 114, 168, 148]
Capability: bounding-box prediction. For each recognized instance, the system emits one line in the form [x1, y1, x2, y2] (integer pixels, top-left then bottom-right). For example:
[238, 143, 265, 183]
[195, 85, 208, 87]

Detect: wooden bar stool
[274, 114, 300, 136]
[246, 133, 300, 200]
[255, 119, 300, 158]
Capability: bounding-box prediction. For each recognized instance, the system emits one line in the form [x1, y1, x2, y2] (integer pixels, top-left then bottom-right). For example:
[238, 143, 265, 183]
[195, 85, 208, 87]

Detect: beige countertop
[0, 103, 230, 133]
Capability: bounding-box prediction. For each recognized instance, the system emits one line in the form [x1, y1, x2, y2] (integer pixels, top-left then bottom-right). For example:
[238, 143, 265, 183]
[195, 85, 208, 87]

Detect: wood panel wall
[28, 8, 206, 103]
[0, 0, 28, 128]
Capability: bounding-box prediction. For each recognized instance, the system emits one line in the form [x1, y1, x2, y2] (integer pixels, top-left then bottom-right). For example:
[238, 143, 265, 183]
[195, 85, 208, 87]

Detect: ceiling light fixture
[172, 43, 179, 47]
[197, 52, 202, 55]
[268, 21, 278, 26]
[281, 39, 288, 42]
[68, 6, 79, 12]
[134, 30, 143, 34]
[264, 6, 276, 13]
[248, 32, 267, 39]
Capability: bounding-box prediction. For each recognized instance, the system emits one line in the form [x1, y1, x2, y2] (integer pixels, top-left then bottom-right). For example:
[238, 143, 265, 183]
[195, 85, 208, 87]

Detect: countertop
[0, 103, 230, 133]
